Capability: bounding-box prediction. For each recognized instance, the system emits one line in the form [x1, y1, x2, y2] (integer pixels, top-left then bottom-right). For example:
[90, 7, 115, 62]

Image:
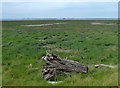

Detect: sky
[2, 2, 118, 19]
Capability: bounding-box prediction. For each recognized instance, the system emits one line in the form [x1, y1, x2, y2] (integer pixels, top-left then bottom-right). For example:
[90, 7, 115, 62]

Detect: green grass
[2, 20, 118, 86]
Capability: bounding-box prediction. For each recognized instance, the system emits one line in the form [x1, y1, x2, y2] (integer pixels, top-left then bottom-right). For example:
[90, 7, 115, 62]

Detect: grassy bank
[2, 20, 118, 86]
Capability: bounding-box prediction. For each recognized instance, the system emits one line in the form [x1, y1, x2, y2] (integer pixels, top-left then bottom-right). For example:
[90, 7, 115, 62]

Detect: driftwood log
[41, 51, 88, 81]
[95, 64, 115, 69]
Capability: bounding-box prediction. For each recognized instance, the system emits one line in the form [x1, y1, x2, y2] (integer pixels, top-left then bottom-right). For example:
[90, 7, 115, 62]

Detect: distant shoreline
[1, 18, 118, 21]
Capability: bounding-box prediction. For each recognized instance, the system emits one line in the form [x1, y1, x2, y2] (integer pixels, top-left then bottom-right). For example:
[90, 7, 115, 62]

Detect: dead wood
[41, 51, 88, 81]
[95, 64, 115, 69]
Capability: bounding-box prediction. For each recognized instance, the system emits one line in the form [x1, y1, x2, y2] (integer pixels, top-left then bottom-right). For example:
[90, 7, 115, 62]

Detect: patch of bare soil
[106, 46, 118, 51]
[42, 44, 55, 48]
[55, 48, 71, 52]
[38, 39, 46, 42]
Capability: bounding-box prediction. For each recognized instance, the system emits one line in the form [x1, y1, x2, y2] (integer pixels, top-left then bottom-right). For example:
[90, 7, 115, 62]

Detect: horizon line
[1, 18, 118, 21]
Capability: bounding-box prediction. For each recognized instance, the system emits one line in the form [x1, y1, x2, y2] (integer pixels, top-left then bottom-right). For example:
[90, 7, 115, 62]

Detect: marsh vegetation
[2, 20, 118, 86]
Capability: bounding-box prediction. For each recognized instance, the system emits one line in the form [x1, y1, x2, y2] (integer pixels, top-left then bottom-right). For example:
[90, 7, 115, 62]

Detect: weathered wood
[95, 64, 115, 69]
[41, 51, 88, 80]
